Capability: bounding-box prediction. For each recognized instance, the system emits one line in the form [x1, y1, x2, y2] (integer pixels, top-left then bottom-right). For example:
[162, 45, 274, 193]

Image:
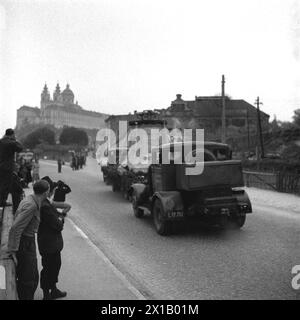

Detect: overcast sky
[1, 0, 300, 135]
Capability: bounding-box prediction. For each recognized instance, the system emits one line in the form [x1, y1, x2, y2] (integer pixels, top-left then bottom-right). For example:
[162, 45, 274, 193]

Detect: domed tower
[53, 83, 62, 103]
[62, 83, 75, 105]
[40, 83, 51, 112]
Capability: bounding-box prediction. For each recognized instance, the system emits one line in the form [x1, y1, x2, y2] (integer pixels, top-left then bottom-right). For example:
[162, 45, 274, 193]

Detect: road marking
[67, 218, 146, 300]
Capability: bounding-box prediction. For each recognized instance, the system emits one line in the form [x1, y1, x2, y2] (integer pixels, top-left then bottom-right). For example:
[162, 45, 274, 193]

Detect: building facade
[16, 83, 108, 130]
[105, 94, 270, 149]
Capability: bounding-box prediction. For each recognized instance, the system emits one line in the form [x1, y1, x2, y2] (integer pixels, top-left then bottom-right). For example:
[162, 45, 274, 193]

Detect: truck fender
[152, 191, 184, 217]
[129, 183, 147, 199]
[234, 190, 252, 213]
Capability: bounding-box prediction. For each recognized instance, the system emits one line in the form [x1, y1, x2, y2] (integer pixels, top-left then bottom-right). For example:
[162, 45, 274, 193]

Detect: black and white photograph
[0, 0, 300, 306]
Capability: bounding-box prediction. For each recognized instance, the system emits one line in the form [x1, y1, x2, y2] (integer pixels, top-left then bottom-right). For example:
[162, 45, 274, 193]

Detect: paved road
[39, 158, 300, 300]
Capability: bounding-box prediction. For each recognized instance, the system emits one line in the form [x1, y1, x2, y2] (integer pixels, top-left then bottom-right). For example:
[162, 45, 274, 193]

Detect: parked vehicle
[130, 141, 252, 235]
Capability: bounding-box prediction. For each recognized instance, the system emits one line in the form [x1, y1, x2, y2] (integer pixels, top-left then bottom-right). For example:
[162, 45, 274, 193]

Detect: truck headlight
[239, 204, 248, 213]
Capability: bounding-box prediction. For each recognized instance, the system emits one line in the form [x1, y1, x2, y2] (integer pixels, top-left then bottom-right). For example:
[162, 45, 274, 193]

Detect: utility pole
[255, 96, 264, 159]
[221, 75, 226, 143]
[246, 106, 250, 152]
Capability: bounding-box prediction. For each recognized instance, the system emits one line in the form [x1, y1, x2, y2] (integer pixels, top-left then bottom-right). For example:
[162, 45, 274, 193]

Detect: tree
[59, 127, 88, 146]
[23, 127, 56, 149]
[293, 109, 300, 127]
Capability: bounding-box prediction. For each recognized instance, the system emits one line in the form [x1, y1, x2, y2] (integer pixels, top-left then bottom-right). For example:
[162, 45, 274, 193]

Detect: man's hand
[10, 252, 17, 266]
[1, 251, 18, 266]
[61, 208, 70, 216]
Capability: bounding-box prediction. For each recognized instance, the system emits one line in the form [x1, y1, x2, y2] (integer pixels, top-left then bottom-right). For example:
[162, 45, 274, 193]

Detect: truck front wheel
[231, 214, 246, 229]
[153, 198, 171, 236]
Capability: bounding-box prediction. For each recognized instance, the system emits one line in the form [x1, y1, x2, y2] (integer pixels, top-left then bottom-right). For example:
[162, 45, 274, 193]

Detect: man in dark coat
[38, 176, 67, 300]
[0, 128, 23, 207]
[57, 158, 62, 173]
[7, 179, 50, 300]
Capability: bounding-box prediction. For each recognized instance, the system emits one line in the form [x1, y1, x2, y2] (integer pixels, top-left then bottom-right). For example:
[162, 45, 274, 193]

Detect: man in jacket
[38, 176, 67, 300]
[0, 128, 23, 207]
[7, 179, 50, 300]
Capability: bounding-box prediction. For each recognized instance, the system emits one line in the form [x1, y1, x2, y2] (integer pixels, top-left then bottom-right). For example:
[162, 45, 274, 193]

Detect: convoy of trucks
[96, 111, 252, 235]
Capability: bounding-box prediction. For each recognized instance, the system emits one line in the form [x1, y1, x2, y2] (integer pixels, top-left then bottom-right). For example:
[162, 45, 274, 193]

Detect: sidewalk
[23, 188, 144, 300]
[245, 187, 300, 214]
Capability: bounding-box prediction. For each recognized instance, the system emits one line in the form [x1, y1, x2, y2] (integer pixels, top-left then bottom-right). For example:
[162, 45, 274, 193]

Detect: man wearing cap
[0, 128, 23, 207]
[7, 179, 50, 300]
[38, 176, 67, 300]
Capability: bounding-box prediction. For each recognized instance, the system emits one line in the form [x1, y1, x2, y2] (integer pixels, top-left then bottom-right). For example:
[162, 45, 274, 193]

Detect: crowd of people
[0, 128, 72, 300]
[7, 175, 72, 300]
[16, 156, 38, 188]
[71, 151, 86, 171]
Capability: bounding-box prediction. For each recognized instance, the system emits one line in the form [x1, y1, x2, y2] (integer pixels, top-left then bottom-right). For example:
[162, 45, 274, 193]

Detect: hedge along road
[39, 158, 300, 300]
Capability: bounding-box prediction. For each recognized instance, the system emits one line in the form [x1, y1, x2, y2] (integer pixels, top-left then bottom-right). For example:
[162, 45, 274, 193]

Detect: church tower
[53, 83, 63, 103]
[40, 84, 51, 113]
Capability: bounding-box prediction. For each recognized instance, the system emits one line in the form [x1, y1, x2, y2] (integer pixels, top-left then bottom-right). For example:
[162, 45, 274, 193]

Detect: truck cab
[131, 141, 252, 235]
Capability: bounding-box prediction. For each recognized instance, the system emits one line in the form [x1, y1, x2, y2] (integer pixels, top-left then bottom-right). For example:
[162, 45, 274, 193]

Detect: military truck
[109, 110, 166, 198]
[105, 146, 128, 190]
[130, 141, 252, 235]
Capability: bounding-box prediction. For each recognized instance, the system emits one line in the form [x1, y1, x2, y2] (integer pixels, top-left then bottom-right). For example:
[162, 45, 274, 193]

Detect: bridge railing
[0, 195, 18, 300]
[243, 171, 300, 195]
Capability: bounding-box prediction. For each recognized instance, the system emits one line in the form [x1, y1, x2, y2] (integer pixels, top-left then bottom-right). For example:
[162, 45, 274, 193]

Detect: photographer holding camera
[52, 180, 72, 216]
[0, 128, 23, 208]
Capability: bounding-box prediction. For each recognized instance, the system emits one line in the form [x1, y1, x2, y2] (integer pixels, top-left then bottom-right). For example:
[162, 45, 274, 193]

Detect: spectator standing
[25, 160, 33, 186]
[7, 180, 50, 300]
[19, 158, 28, 188]
[57, 158, 62, 173]
[75, 153, 79, 170]
[79, 154, 83, 169]
[52, 180, 72, 216]
[71, 154, 76, 171]
[0, 128, 23, 207]
[38, 176, 67, 300]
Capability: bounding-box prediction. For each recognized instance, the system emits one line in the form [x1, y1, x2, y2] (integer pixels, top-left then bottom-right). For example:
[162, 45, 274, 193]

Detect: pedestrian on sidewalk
[38, 176, 67, 300]
[52, 180, 72, 216]
[32, 158, 40, 183]
[7, 180, 50, 300]
[0, 128, 23, 208]
[71, 153, 76, 171]
[57, 158, 62, 173]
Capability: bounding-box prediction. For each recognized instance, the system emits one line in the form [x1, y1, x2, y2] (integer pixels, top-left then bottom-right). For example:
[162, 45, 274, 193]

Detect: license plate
[221, 208, 230, 214]
[168, 211, 184, 218]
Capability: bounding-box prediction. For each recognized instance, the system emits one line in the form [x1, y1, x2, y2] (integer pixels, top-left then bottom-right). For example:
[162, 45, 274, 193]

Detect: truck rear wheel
[231, 214, 246, 228]
[132, 194, 144, 218]
[153, 198, 171, 236]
